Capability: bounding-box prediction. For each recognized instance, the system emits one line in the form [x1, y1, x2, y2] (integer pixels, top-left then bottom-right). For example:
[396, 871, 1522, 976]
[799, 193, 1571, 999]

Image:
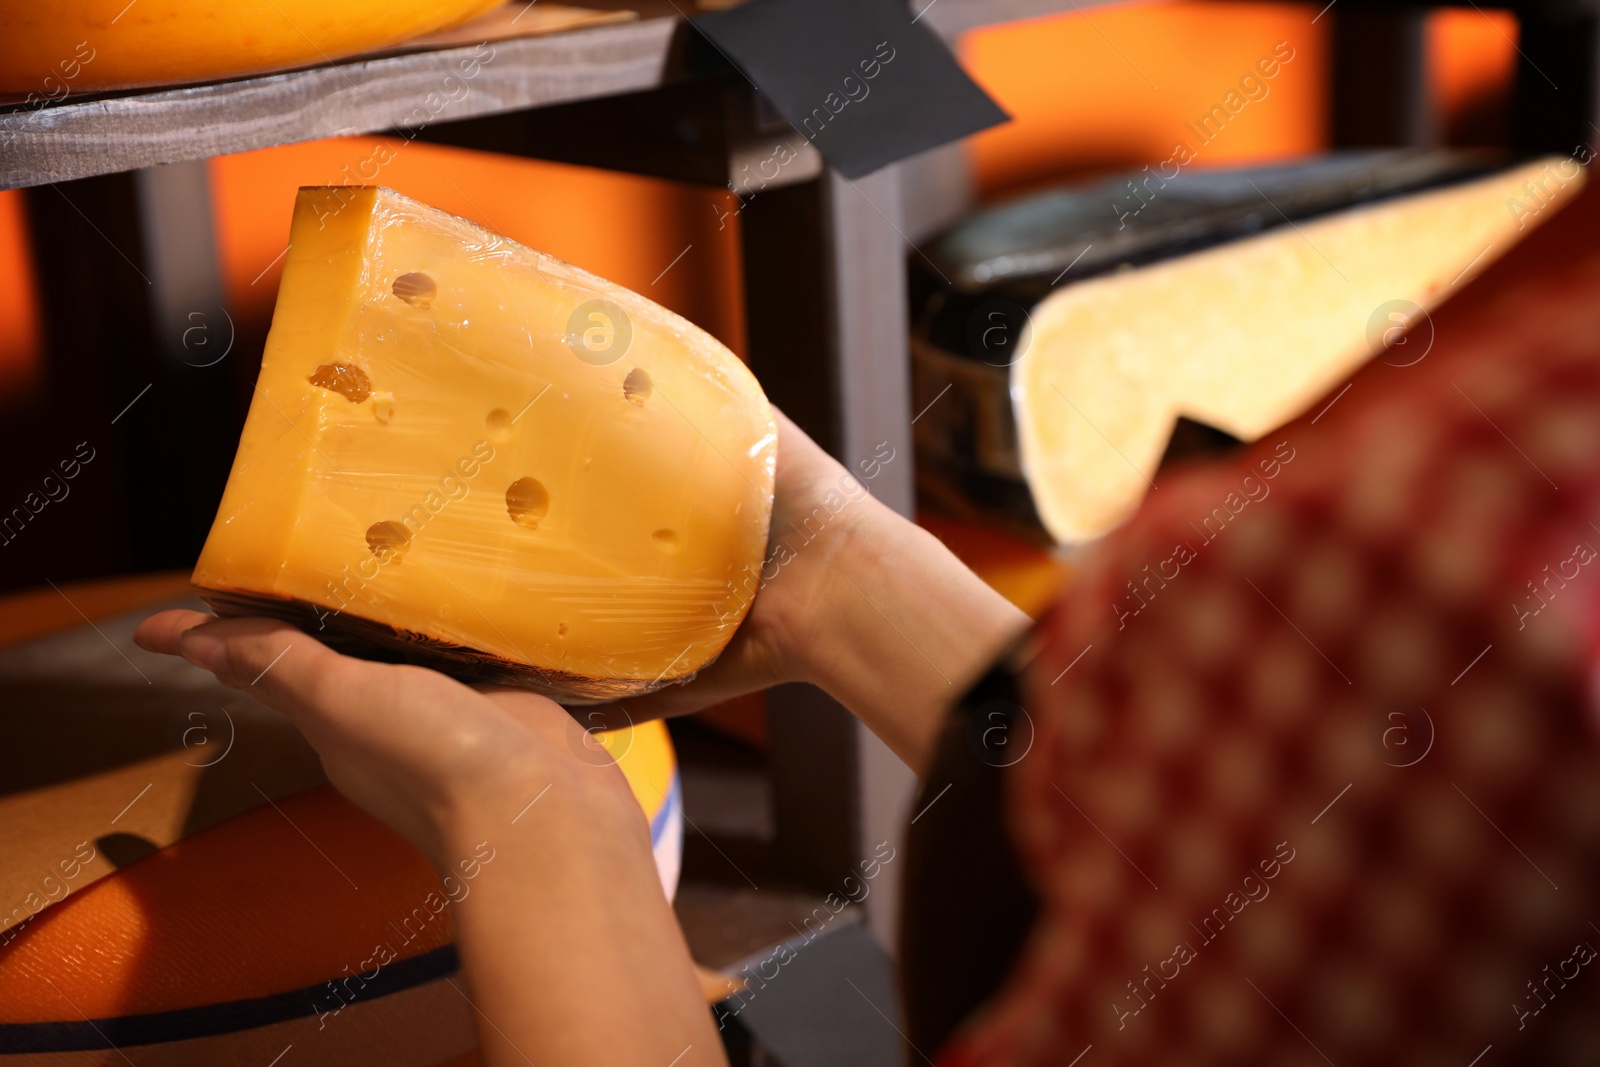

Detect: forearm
[801, 500, 1032, 775]
[442, 774, 725, 1067]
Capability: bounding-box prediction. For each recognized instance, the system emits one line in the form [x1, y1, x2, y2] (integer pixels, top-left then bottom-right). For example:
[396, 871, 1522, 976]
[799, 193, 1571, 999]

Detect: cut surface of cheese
[193, 186, 776, 702]
[1015, 156, 1585, 544]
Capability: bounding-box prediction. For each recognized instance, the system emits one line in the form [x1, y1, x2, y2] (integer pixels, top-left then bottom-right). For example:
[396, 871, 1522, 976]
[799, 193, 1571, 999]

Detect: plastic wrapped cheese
[194, 187, 776, 703]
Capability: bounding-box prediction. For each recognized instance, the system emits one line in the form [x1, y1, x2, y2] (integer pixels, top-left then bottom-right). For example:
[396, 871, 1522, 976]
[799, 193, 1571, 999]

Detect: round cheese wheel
[0, 720, 681, 1065]
[0, 0, 503, 92]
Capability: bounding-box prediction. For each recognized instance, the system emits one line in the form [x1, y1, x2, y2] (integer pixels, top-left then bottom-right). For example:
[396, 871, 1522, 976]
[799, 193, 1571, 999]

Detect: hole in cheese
[365, 521, 411, 563]
[623, 368, 653, 405]
[309, 362, 372, 404]
[506, 477, 549, 529]
[485, 408, 513, 442]
[652, 528, 680, 549]
[392, 272, 437, 308]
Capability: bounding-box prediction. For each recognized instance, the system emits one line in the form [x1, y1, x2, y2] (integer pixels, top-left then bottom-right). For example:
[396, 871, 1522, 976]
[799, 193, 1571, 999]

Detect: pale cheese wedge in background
[1015, 156, 1584, 544]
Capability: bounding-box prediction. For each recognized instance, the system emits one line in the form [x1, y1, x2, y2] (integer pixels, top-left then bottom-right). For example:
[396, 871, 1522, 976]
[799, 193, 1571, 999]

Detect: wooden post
[1329, 7, 1432, 148]
[741, 164, 919, 951]
[1511, 5, 1600, 156]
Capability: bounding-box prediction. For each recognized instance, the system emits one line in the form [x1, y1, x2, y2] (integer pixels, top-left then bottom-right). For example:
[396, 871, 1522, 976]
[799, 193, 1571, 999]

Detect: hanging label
[692, 0, 1009, 179]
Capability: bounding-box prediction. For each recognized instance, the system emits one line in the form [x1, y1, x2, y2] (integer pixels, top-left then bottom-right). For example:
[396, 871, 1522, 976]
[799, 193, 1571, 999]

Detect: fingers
[482, 628, 788, 733]
[133, 611, 597, 857]
[135, 610, 377, 738]
[479, 684, 662, 736]
[474, 685, 582, 749]
[571, 679, 728, 732]
[132, 609, 218, 656]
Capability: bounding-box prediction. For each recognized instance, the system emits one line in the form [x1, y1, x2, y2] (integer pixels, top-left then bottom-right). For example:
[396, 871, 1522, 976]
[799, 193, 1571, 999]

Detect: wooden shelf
[0, 0, 1555, 191]
[918, 0, 1142, 38]
[0, 0, 1151, 192]
[0, 17, 682, 191]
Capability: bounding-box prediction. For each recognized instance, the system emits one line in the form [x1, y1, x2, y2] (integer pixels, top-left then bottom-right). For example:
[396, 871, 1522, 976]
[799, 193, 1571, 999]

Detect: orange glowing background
[960, 2, 1332, 196]
[207, 138, 748, 355]
[0, 191, 41, 403]
[1429, 7, 1518, 144]
[0, 3, 1522, 404]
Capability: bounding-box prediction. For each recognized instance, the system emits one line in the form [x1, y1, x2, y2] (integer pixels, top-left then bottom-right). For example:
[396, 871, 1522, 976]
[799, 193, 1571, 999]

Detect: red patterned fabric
[943, 182, 1600, 1065]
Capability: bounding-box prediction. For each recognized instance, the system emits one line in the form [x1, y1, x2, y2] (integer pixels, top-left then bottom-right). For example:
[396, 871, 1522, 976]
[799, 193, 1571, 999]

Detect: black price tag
[692, 0, 1009, 179]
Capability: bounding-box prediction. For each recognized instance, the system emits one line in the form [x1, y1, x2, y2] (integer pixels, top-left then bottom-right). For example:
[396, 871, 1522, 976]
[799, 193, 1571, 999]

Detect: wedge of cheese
[1015, 156, 1584, 543]
[194, 187, 776, 702]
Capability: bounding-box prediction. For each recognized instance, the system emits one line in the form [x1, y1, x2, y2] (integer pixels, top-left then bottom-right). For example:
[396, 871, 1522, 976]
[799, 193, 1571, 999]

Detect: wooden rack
[3, 0, 1595, 1061]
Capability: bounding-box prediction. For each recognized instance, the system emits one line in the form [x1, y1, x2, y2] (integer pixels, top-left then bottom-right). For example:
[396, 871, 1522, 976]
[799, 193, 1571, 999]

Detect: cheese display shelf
[0, 0, 1134, 191]
[4, 0, 1596, 1062]
[0, 4, 1153, 1058]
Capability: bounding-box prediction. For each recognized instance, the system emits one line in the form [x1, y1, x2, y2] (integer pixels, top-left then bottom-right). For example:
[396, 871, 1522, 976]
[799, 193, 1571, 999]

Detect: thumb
[137, 609, 383, 739]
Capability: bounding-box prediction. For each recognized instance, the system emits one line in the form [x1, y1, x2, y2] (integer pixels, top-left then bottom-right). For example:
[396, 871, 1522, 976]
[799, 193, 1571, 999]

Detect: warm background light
[960, 1, 1331, 198]
[207, 138, 749, 355]
[0, 190, 41, 406]
[1429, 7, 1518, 144]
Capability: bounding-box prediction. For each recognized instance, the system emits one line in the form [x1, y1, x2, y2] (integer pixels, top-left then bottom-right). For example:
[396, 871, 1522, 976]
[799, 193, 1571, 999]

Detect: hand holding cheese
[523, 407, 1032, 772]
[194, 187, 777, 703]
[132, 609, 725, 1067]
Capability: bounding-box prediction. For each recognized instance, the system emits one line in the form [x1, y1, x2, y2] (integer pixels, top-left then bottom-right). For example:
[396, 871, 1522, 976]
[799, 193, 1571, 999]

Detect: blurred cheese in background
[0, 0, 502, 91]
[911, 152, 1585, 545]
[1013, 155, 1584, 543]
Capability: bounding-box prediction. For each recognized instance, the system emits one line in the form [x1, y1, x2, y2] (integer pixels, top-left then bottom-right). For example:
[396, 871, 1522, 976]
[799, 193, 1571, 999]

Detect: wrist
[431, 745, 638, 869]
[789, 492, 914, 694]
[783, 495, 1031, 772]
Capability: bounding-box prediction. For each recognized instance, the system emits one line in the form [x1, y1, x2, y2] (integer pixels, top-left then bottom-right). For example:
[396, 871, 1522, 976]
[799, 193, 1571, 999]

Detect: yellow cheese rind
[1015, 157, 1586, 544]
[194, 187, 776, 701]
[0, 0, 502, 91]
